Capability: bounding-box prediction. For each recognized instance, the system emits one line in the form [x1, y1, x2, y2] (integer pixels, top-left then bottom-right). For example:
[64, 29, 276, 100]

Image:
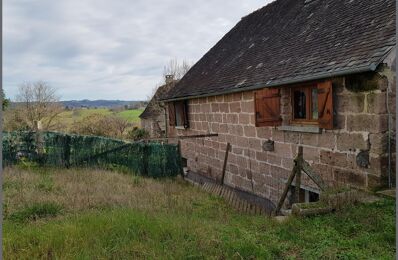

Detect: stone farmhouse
[140, 76, 176, 138]
[162, 0, 396, 206]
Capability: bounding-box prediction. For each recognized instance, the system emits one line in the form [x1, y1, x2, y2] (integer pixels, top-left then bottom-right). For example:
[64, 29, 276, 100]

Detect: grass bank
[55, 108, 143, 130]
[3, 167, 396, 259]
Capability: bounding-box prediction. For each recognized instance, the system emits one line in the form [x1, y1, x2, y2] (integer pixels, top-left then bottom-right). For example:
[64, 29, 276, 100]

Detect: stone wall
[141, 114, 165, 138]
[168, 63, 396, 205]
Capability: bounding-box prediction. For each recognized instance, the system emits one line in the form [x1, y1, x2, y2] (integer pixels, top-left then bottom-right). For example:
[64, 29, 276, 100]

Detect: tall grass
[3, 166, 396, 259]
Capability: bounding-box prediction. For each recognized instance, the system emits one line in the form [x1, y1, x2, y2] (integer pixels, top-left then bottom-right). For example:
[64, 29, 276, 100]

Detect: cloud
[4, 0, 271, 100]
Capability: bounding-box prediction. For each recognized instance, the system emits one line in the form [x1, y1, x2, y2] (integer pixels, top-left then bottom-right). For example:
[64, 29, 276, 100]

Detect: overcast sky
[4, 0, 272, 101]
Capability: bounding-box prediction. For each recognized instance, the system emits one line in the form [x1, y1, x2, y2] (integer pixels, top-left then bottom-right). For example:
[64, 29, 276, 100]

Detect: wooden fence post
[221, 143, 231, 185]
[178, 140, 184, 176]
[294, 146, 303, 203]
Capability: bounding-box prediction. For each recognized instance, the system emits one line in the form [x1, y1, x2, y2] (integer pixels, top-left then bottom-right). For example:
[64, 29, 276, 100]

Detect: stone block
[241, 101, 254, 113]
[318, 132, 336, 149]
[207, 96, 216, 103]
[300, 133, 318, 146]
[367, 92, 387, 114]
[233, 93, 242, 101]
[335, 114, 346, 129]
[219, 103, 229, 113]
[270, 165, 290, 180]
[244, 126, 256, 137]
[256, 127, 272, 139]
[336, 133, 368, 152]
[236, 136, 249, 148]
[281, 158, 294, 170]
[369, 133, 388, 154]
[284, 132, 300, 144]
[267, 154, 282, 166]
[229, 102, 241, 113]
[211, 103, 220, 113]
[211, 123, 220, 133]
[215, 95, 224, 102]
[274, 142, 292, 158]
[248, 138, 262, 151]
[259, 162, 270, 175]
[239, 114, 251, 124]
[226, 114, 239, 124]
[311, 163, 333, 184]
[272, 129, 284, 142]
[200, 103, 211, 113]
[219, 124, 228, 133]
[256, 151, 267, 162]
[346, 114, 388, 133]
[302, 146, 320, 162]
[242, 91, 254, 100]
[320, 150, 348, 168]
[334, 93, 365, 113]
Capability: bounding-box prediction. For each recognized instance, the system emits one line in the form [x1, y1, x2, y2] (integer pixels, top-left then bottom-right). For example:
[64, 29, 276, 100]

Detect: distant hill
[60, 100, 146, 109]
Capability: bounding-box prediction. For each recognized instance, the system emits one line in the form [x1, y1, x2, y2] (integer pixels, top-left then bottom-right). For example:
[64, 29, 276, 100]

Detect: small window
[288, 186, 319, 204]
[168, 101, 189, 128]
[292, 85, 319, 124]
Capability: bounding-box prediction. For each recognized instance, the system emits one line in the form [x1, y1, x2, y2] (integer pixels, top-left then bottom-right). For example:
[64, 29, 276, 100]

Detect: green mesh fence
[3, 131, 182, 178]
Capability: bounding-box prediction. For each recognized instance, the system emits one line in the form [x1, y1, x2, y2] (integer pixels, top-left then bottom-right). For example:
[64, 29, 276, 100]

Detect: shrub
[127, 127, 150, 141]
[9, 202, 63, 222]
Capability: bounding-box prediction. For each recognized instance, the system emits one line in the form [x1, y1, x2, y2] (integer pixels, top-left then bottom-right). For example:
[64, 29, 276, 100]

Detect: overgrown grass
[3, 167, 396, 259]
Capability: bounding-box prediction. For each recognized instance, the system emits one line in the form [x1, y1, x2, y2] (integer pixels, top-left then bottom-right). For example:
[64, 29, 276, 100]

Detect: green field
[56, 108, 144, 129]
[3, 166, 395, 259]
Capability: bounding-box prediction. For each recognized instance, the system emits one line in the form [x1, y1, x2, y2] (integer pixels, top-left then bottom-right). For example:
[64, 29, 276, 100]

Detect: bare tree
[15, 81, 63, 130]
[162, 59, 191, 81]
[107, 116, 130, 138]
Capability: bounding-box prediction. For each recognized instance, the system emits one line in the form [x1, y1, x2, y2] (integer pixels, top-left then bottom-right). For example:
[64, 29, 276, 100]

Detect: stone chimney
[165, 74, 174, 85]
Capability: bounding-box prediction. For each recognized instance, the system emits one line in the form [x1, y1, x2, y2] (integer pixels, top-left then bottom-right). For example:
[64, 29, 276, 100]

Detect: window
[168, 101, 189, 128]
[292, 85, 318, 124]
[254, 80, 333, 129]
[288, 186, 319, 204]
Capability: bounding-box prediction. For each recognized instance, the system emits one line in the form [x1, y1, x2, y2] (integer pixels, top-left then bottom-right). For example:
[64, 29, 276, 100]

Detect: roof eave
[161, 63, 379, 102]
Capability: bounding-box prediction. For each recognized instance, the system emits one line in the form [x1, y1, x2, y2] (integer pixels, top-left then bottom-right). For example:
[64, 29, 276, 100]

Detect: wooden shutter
[255, 88, 282, 127]
[182, 100, 190, 129]
[317, 81, 333, 129]
[168, 102, 176, 126]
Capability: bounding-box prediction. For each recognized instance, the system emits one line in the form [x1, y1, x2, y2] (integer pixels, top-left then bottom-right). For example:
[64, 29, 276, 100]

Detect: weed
[9, 202, 63, 222]
[36, 176, 54, 192]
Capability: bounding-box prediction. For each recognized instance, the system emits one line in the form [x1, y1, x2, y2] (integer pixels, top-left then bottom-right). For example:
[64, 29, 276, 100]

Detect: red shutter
[255, 88, 282, 127]
[317, 81, 333, 129]
[168, 102, 176, 126]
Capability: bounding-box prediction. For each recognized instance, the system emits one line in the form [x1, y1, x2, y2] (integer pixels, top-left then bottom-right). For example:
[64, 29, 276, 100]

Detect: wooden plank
[220, 143, 231, 185]
[232, 195, 238, 209]
[302, 160, 327, 191]
[274, 164, 298, 215]
[217, 185, 223, 195]
[211, 184, 217, 194]
[228, 191, 235, 205]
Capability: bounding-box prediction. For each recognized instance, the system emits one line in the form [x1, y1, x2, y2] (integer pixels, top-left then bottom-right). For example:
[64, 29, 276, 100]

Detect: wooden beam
[220, 143, 231, 185]
[143, 133, 218, 141]
[301, 160, 327, 191]
[273, 163, 298, 215]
